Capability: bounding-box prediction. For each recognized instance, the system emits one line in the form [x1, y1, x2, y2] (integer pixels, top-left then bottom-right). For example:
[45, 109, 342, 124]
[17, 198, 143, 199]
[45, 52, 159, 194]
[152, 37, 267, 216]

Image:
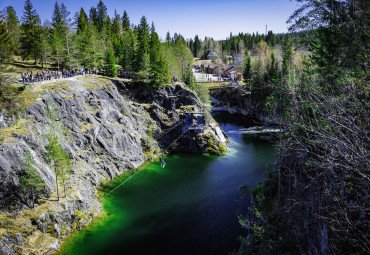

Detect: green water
[59, 120, 275, 255]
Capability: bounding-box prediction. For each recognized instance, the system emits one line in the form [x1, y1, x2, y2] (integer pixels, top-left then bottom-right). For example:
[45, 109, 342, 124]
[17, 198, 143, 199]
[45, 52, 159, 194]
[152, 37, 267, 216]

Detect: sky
[0, 0, 300, 40]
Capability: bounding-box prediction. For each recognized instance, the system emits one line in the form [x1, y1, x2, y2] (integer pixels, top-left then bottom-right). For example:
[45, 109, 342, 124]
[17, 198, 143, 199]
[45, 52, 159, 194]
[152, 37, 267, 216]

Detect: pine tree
[0, 20, 12, 62]
[122, 10, 130, 32]
[20, 0, 42, 63]
[104, 15, 112, 39]
[52, 1, 64, 33]
[112, 15, 121, 38]
[52, 29, 64, 72]
[40, 25, 52, 68]
[5, 6, 21, 54]
[77, 8, 88, 35]
[282, 38, 293, 78]
[183, 64, 195, 89]
[76, 8, 90, 67]
[135, 16, 150, 72]
[20, 149, 45, 208]
[149, 24, 170, 87]
[174, 38, 193, 78]
[104, 46, 117, 77]
[96, 0, 107, 32]
[44, 132, 71, 200]
[43, 103, 71, 200]
[267, 51, 278, 83]
[165, 31, 171, 44]
[89, 23, 105, 68]
[243, 54, 252, 86]
[194, 35, 202, 58]
[119, 28, 136, 73]
[89, 7, 98, 28]
[139, 52, 150, 80]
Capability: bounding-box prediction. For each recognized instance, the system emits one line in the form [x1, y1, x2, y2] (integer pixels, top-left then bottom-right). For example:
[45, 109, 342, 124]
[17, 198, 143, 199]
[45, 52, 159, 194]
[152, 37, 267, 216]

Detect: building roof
[207, 51, 218, 57]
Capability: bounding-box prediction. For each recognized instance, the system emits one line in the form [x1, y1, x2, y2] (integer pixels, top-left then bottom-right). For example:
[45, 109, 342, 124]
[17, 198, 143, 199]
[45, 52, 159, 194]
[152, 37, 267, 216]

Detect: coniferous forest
[0, 0, 368, 254]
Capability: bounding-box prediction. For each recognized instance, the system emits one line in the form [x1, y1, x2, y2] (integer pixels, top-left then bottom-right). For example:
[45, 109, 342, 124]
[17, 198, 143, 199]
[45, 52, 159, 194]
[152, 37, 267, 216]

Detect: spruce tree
[52, 1, 64, 33]
[183, 64, 195, 89]
[77, 8, 88, 35]
[89, 7, 98, 28]
[96, 0, 107, 32]
[20, 149, 45, 208]
[104, 46, 118, 77]
[149, 24, 170, 87]
[0, 20, 12, 62]
[104, 15, 112, 39]
[112, 15, 121, 38]
[122, 10, 130, 32]
[5, 6, 20, 54]
[139, 52, 150, 80]
[282, 38, 293, 78]
[44, 132, 71, 200]
[243, 54, 252, 86]
[20, 0, 42, 63]
[119, 29, 136, 73]
[194, 35, 202, 58]
[76, 8, 90, 67]
[165, 31, 171, 44]
[40, 25, 52, 68]
[44, 103, 71, 200]
[135, 16, 150, 72]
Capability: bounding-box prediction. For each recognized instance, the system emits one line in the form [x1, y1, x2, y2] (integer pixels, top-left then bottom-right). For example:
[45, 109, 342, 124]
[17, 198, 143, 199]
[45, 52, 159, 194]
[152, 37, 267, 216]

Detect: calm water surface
[59, 118, 275, 255]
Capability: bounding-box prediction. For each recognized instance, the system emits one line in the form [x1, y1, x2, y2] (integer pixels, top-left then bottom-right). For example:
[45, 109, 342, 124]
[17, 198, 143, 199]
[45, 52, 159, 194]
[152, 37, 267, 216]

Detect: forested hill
[0, 0, 195, 88]
[186, 31, 306, 60]
[236, 1, 369, 254]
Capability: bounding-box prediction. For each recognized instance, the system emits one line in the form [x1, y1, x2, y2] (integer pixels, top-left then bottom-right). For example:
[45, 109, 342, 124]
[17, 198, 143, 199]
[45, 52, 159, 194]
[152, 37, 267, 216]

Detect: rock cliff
[210, 85, 271, 122]
[0, 76, 227, 254]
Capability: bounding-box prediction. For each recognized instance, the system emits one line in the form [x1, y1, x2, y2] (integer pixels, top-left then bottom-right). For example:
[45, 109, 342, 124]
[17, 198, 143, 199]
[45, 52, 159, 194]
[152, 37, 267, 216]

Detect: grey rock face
[0, 112, 13, 129]
[0, 241, 14, 255]
[0, 81, 152, 210]
[46, 241, 60, 255]
[209, 87, 267, 119]
[0, 78, 228, 254]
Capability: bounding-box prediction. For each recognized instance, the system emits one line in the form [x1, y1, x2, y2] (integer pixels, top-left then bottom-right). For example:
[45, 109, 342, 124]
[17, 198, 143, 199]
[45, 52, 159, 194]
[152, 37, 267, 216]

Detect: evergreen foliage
[242, 54, 252, 86]
[104, 46, 118, 77]
[183, 64, 195, 89]
[5, 6, 21, 54]
[149, 24, 170, 87]
[119, 28, 136, 73]
[135, 16, 150, 72]
[77, 8, 88, 35]
[0, 20, 12, 62]
[20, 149, 45, 208]
[121, 10, 130, 32]
[20, 0, 42, 63]
[44, 131, 71, 200]
[43, 102, 72, 200]
[238, 1, 370, 254]
[96, 0, 108, 32]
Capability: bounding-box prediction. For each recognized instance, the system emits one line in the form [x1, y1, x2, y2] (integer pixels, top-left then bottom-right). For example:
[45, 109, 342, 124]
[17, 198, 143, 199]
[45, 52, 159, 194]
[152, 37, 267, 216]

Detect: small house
[207, 51, 218, 60]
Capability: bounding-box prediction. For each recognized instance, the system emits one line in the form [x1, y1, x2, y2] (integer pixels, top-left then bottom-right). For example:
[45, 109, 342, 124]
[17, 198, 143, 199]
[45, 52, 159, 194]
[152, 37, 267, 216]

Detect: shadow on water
[58, 114, 275, 255]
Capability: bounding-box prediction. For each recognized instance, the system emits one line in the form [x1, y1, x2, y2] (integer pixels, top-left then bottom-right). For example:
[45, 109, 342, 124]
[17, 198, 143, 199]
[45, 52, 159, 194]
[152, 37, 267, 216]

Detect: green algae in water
[58, 122, 275, 255]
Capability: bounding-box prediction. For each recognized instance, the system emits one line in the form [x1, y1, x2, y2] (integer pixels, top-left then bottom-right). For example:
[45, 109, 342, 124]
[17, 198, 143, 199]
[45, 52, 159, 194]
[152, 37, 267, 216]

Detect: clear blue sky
[0, 0, 299, 40]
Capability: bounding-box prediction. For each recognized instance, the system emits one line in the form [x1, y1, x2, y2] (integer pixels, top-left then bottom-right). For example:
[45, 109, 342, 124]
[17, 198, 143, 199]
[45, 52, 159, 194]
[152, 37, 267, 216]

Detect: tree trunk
[56, 173, 59, 201]
[66, 31, 71, 68]
[64, 183, 66, 198]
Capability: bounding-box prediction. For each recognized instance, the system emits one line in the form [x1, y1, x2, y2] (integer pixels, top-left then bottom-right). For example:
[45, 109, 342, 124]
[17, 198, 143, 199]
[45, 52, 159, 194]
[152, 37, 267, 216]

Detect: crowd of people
[20, 68, 98, 83]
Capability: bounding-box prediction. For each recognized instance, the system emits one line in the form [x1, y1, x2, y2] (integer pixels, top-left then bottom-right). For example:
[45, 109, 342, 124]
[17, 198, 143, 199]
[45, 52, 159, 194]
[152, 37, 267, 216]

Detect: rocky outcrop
[210, 86, 270, 121]
[0, 76, 227, 254]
